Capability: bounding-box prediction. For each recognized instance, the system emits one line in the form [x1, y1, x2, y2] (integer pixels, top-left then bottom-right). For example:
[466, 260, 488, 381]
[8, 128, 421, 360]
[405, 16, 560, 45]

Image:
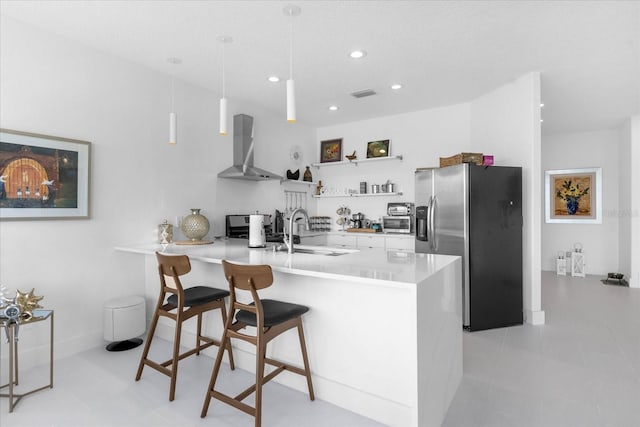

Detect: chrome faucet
[284, 208, 310, 254]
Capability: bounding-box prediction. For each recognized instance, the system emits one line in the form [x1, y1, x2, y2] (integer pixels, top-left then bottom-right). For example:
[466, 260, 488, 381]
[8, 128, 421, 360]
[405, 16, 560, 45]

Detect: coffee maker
[350, 212, 365, 229]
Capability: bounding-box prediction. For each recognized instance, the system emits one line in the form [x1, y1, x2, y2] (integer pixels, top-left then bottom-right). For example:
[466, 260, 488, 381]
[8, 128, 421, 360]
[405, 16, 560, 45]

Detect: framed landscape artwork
[545, 167, 601, 224]
[366, 139, 390, 158]
[320, 138, 342, 163]
[0, 129, 91, 220]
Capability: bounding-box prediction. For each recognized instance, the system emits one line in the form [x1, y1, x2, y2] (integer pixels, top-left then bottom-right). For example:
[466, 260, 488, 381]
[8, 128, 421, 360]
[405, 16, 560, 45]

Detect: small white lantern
[556, 251, 567, 276]
[571, 243, 585, 277]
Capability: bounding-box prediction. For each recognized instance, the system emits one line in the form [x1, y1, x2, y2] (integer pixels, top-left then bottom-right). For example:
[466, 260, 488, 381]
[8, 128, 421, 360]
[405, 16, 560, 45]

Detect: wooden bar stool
[135, 252, 235, 401]
[201, 260, 314, 427]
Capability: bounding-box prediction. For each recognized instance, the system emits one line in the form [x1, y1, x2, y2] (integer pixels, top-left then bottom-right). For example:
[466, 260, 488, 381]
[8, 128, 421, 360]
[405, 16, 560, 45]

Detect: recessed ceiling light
[267, 76, 280, 83]
[349, 50, 366, 59]
[390, 83, 403, 90]
[540, 103, 545, 107]
[328, 105, 339, 111]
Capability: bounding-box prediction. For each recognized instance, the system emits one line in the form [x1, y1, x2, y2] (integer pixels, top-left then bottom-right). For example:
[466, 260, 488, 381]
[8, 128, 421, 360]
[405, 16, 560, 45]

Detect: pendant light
[218, 36, 233, 136]
[283, 4, 301, 123]
[167, 57, 181, 145]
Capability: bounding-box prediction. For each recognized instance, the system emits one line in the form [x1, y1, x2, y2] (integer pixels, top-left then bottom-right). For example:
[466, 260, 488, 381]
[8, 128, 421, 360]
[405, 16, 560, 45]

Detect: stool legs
[201, 319, 314, 427]
[169, 312, 183, 401]
[135, 305, 160, 382]
[254, 338, 266, 427]
[200, 331, 230, 418]
[297, 319, 315, 400]
[219, 306, 235, 370]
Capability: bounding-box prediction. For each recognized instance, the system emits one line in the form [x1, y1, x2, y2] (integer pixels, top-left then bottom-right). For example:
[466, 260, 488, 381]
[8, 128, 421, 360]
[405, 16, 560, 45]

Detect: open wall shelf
[280, 179, 317, 186]
[311, 155, 403, 168]
[312, 192, 403, 199]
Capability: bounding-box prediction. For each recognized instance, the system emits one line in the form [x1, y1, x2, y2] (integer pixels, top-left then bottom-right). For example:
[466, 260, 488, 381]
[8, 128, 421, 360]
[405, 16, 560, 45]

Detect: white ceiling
[1, 0, 638, 134]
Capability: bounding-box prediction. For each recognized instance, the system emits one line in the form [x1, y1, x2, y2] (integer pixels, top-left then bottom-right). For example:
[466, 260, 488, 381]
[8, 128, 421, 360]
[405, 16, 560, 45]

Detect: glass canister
[158, 220, 173, 244]
[181, 208, 210, 241]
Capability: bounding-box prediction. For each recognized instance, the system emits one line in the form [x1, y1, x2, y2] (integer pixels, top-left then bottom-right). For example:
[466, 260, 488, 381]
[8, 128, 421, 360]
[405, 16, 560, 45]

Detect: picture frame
[366, 139, 390, 158]
[545, 167, 601, 224]
[320, 138, 342, 163]
[0, 129, 91, 220]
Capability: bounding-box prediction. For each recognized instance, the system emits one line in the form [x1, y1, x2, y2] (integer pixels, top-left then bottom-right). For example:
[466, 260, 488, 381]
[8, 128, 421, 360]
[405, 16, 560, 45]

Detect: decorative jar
[181, 209, 210, 241]
[158, 220, 173, 244]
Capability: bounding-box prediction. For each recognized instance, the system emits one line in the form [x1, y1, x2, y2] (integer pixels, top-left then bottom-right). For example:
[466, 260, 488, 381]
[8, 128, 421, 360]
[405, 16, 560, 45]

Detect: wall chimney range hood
[218, 114, 282, 181]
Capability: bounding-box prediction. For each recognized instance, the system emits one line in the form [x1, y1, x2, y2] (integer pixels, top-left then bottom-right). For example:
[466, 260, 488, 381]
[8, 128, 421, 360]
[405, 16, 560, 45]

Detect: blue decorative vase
[566, 198, 579, 215]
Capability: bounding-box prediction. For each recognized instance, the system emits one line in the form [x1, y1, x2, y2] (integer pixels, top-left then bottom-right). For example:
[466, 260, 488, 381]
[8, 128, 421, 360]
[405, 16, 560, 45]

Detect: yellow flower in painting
[556, 180, 589, 202]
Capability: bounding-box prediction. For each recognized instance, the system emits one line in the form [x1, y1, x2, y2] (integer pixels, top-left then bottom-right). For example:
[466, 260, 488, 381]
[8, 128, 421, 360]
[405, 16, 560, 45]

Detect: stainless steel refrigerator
[415, 163, 523, 331]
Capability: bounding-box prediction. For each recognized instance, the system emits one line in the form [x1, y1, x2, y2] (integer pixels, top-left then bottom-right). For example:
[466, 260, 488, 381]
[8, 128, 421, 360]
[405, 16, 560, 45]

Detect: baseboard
[0, 329, 104, 373]
[524, 309, 545, 325]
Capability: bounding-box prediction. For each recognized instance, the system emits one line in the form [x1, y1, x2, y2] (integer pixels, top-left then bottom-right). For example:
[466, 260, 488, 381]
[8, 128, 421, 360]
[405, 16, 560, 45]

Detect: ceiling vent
[350, 88, 377, 98]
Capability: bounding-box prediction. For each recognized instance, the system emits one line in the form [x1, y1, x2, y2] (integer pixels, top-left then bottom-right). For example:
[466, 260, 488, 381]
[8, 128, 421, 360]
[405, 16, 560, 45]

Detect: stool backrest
[156, 252, 191, 292]
[221, 260, 273, 291]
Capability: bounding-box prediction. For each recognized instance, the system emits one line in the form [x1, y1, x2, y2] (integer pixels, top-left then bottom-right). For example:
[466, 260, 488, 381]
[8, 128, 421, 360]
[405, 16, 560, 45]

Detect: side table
[0, 309, 54, 412]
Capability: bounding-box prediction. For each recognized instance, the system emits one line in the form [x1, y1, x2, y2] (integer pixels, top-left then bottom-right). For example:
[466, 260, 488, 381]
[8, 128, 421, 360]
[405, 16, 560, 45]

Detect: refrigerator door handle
[429, 196, 438, 251]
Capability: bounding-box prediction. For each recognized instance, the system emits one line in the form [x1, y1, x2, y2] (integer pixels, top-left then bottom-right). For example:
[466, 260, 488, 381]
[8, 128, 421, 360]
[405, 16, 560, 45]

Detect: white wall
[623, 115, 640, 288]
[541, 130, 620, 275]
[469, 73, 543, 325]
[0, 16, 315, 364]
[632, 116, 640, 288]
[619, 120, 632, 281]
[315, 104, 471, 223]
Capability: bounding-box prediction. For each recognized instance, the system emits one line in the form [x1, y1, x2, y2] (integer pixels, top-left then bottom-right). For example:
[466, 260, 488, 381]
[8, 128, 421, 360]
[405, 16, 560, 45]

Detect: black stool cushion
[167, 286, 230, 307]
[236, 299, 309, 327]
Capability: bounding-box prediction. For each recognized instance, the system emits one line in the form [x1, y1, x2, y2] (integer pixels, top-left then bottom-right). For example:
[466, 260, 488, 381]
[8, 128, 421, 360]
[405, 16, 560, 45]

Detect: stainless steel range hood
[218, 114, 282, 181]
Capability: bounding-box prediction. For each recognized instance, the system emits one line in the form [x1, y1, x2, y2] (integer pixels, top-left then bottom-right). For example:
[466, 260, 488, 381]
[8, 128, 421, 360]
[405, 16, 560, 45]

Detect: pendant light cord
[222, 41, 226, 98]
[289, 12, 294, 79]
[171, 74, 175, 111]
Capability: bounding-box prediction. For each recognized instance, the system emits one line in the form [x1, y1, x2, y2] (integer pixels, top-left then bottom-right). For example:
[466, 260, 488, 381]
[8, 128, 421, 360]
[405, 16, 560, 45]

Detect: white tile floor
[2, 272, 640, 426]
[443, 272, 640, 427]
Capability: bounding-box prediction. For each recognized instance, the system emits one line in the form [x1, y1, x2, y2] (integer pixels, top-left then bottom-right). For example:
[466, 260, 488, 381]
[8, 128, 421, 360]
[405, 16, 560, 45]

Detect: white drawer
[326, 234, 357, 248]
[384, 236, 414, 251]
[356, 235, 386, 249]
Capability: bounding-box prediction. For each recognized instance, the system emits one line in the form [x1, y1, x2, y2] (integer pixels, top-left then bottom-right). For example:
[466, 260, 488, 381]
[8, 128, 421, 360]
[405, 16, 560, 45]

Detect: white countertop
[303, 230, 414, 238]
[115, 239, 458, 289]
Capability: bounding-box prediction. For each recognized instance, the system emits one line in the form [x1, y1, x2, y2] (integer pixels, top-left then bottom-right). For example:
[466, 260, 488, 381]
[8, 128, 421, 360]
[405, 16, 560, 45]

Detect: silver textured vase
[181, 209, 210, 241]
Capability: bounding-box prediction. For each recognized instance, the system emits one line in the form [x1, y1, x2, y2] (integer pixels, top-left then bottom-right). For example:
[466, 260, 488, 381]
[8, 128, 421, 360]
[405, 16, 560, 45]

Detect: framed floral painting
[545, 167, 601, 224]
[320, 138, 342, 163]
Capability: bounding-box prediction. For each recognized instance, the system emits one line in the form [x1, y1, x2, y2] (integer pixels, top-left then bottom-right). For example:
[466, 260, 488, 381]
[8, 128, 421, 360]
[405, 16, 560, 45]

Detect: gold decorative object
[345, 150, 357, 161]
[158, 220, 173, 244]
[181, 208, 210, 241]
[15, 288, 44, 321]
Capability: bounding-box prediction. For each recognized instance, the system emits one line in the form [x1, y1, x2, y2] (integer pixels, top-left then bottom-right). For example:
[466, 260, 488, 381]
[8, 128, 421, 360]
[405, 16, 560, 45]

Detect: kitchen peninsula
[115, 240, 462, 427]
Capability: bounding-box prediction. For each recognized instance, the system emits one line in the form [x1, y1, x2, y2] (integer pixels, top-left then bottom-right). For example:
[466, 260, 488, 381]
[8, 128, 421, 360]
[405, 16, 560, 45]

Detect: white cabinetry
[324, 232, 414, 250]
[326, 234, 357, 248]
[356, 234, 386, 249]
[384, 235, 414, 251]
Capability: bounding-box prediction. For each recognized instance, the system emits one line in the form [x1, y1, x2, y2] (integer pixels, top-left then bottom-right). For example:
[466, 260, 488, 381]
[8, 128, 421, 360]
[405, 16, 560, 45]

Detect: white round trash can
[103, 295, 146, 352]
